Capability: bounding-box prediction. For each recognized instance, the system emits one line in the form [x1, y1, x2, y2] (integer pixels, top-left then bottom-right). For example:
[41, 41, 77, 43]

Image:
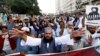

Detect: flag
[7, 46, 100, 56]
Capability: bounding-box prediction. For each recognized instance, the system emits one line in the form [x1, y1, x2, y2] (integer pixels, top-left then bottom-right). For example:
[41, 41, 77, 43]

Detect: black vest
[39, 37, 61, 54]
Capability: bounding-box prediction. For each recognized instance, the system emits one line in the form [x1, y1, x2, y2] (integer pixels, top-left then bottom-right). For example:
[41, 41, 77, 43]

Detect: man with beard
[87, 25, 97, 34]
[12, 27, 73, 54]
[67, 21, 74, 34]
[85, 25, 97, 39]
[55, 20, 68, 37]
[89, 7, 99, 15]
[61, 28, 91, 52]
[39, 27, 61, 53]
[71, 28, 91, 50]
[88, 7, 99, 20]
[85, 25, 100, 46]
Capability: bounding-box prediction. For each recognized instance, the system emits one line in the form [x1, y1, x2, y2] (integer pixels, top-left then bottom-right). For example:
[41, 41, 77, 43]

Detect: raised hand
[87, 35, 93, 46]
[11, 28, 24, 37]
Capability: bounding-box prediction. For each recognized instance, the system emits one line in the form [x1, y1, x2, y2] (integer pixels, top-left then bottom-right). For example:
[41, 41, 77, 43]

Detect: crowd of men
[0, 12, 100, 55]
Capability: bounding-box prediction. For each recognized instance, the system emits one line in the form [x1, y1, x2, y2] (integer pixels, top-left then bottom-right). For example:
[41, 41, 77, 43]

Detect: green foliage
[3, 0, 41, 15]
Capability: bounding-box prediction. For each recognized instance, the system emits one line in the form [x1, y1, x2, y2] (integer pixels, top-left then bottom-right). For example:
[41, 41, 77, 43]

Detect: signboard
[86, 5, 100, 26]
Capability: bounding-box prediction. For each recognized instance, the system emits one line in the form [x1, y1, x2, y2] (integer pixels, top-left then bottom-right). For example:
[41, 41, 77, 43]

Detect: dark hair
[7, 15, 12, 21]
[91, 7, 98, 11]
[74, 27, 79, 30]
[1, 26, 7, 30]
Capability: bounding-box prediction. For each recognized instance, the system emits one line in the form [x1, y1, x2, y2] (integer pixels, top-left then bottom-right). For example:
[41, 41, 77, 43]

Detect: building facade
[55, 0, 61, 15]
[55, 0, 100, 15]
[77, 0, 100, 12]
[55, 0, 77, 14]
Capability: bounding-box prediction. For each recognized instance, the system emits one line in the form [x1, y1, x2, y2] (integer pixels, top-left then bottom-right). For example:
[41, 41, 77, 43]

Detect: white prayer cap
[24, 17, 29, 19]
[12, 17, 17, 20]
[21, 27, 30, 32]
[44, 27, 52, 33]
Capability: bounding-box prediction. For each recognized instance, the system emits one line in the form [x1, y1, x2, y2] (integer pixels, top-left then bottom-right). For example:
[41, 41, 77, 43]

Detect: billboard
[86, 5, 100, 26]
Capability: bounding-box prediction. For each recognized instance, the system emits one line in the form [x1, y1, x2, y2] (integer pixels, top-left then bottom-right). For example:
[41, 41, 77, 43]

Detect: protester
[85, 25, 98, 40]
[61, 28, 92, 52]
[0, 12, 99, 55]
[54, 17, 68, 37]
[7, 15, 14, 30]
[0, 26, 16, 54]
[15, 27, 39, 54]
[67, 21, 74, 34]
[12, 27, 73, 54]
[29, 17, 38, 37]
[14, 15, 24, 29]
[73, 12, 83, 28]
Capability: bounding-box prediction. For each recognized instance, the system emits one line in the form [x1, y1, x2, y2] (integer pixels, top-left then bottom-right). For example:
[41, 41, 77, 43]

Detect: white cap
[24, 17, 29, 20]
[12, 17, 17, 20]
[21, 27, 30, 32]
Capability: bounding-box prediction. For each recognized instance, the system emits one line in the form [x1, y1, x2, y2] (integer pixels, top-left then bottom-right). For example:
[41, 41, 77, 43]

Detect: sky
[37, 0, 56, 14]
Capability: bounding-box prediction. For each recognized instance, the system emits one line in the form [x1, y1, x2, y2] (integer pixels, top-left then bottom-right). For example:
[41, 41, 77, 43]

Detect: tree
[0, 0, 6, 13]
[5, 0, 41, 15]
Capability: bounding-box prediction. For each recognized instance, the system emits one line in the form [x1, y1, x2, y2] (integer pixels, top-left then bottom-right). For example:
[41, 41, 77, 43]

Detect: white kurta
[24, 35, 74, 46]
[2, 34, 14, 54]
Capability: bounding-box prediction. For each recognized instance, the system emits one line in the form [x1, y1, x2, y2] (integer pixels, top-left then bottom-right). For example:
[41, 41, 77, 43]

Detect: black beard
[43, 37, 53, 43]
[74, 36, 82, 41]
[90, 31, 95, 34]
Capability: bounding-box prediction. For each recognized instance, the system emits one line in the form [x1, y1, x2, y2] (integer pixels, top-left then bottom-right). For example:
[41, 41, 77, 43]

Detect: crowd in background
[0, 12, 100, 55]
